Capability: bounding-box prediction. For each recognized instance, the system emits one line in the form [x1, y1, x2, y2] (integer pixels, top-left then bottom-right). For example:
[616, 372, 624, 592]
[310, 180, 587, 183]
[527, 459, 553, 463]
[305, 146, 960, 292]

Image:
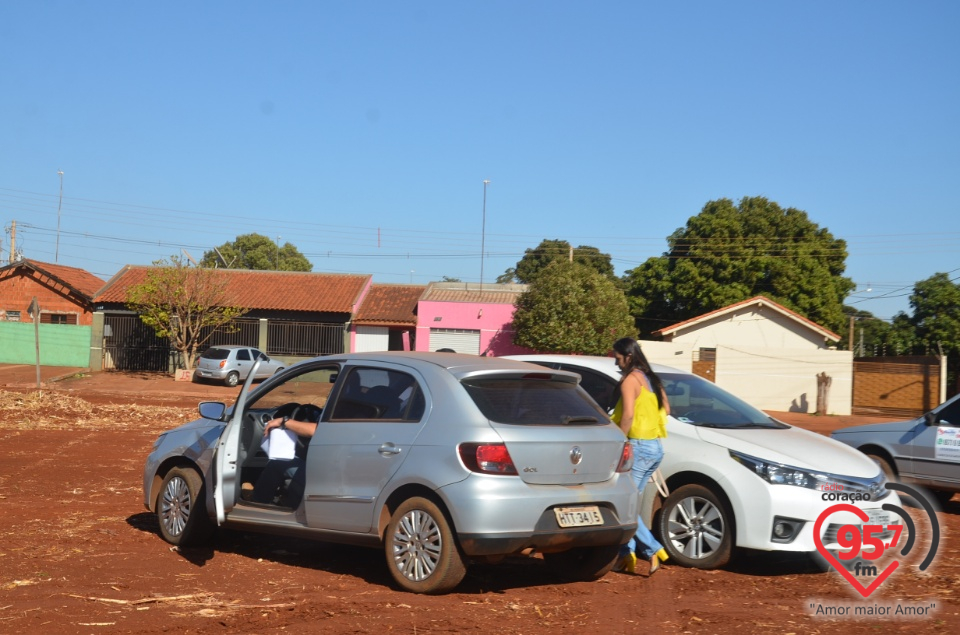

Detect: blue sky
[2, 1, 957, 322]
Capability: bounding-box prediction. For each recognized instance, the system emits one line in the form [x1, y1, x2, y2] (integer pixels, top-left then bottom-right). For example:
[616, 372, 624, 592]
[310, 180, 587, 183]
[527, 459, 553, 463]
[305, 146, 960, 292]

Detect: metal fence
[103, 314, 171, 371]
[267, 321, 345, 356]
[201, 318, 260, 348]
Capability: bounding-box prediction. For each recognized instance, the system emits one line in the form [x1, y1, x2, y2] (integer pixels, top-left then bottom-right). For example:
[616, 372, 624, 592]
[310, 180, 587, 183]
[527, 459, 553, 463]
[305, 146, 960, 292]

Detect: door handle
[378, 443, 402, 456]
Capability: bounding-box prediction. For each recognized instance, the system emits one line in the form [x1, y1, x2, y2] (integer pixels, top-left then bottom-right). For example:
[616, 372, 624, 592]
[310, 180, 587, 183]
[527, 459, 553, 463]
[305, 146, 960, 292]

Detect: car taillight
[616, 441, 633, 473]
[219, 360, 227, 368]
[458, 443, 518, 475]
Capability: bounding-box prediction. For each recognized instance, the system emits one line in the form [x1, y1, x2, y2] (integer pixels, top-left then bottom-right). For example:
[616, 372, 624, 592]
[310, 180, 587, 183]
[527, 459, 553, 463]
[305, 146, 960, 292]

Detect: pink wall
[415, 300, 534, 356]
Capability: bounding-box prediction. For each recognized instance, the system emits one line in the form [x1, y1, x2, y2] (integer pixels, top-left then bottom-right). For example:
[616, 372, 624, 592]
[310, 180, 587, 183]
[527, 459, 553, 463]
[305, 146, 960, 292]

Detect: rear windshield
[462, 376, 608, 425]
[199, 348, 231, 361]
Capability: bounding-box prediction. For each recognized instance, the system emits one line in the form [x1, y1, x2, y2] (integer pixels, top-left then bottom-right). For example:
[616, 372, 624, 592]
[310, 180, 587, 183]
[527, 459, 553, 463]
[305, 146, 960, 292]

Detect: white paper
[261, 428, 298, 460]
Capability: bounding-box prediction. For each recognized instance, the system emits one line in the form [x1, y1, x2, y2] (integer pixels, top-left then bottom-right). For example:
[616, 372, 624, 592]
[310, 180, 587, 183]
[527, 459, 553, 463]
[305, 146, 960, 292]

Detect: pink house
[415, 282, 534, 356]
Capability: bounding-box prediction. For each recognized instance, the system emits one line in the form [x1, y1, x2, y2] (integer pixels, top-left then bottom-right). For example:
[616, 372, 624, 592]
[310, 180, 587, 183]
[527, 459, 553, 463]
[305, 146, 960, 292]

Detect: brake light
[459, 443, 518, 475]
[616, 441, 633, 473]
[219, 360, 227, 369]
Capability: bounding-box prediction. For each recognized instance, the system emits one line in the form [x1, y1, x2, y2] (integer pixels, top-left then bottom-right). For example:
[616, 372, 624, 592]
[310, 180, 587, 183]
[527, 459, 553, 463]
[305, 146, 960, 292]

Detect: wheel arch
[660, 470, 738, 542]
[377, 484, 455, 543]
[856, 444, 899, 476]
[149, 457, 205, 512]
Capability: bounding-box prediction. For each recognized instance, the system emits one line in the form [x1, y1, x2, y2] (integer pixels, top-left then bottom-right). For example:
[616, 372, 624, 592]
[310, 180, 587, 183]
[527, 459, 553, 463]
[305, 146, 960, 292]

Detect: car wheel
[157, 467, 213, 547]
[866, 453, 896, 480]
[542, 544, 621, 581]
[932, 490, 955, 507]
[659, 483, 733, 569]
[224, 371, 240, 387]
[385, 497, 466, 594]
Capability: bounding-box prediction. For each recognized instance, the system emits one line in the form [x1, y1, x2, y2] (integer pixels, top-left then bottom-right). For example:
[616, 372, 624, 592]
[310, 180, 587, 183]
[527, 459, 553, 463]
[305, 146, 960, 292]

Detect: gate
[103, 314, 171, 371]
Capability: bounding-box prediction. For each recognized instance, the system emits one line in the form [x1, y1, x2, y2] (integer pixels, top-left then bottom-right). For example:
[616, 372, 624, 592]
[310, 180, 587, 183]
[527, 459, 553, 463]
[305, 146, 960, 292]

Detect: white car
[505, 354, 901, 569]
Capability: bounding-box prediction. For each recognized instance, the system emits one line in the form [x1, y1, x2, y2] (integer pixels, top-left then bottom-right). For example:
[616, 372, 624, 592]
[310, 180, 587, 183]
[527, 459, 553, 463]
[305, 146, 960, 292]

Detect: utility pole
[10, 220, 17, 262]
[276, 236, 281, 270]
[55, 169, 64, 262]
[480, 180, 490, 292]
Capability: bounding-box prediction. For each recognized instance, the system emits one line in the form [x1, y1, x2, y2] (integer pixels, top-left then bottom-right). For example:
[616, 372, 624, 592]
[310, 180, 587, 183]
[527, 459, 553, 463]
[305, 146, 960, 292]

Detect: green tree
[201, 233, 312, 271]
[624, 196, 855, 336]
[512, 261, 636, 354]
[910, 273, 960, 354]
[126, 256, 248, 369]
[503, 239, 616, 284]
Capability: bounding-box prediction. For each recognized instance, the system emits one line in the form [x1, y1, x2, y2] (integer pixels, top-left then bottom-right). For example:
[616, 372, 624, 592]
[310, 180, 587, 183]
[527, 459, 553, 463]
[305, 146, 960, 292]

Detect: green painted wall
[0, 322, 92, 367]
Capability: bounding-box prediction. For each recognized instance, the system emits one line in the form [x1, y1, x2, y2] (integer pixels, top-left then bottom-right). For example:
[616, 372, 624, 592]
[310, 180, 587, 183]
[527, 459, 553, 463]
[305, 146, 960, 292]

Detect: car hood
[696, 425, 881, 478]
[162, 417, 224, 437]
[830, 420, 915, 436]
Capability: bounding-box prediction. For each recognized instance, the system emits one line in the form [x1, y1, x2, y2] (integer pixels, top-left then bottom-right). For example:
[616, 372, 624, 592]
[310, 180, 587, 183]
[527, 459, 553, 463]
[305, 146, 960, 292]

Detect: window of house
[5, 311, 21, 321]
[41, 313, 78, 325]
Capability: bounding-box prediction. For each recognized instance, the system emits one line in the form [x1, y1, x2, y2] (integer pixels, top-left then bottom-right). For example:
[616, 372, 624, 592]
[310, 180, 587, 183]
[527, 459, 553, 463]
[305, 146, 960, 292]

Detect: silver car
[193, 345, 285, 386]
[831, 393, 960, 506]
[144, 352, 638, 594]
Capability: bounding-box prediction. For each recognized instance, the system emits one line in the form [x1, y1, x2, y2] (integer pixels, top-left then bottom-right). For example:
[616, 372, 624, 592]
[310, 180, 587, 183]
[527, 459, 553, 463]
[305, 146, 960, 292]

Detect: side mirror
[924, 411, 938, 426]
[199, 401, 227, 421]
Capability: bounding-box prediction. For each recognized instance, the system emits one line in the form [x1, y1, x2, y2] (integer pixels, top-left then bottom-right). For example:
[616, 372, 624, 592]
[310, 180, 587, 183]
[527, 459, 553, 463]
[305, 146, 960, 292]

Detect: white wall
[714, 345, 853, 415]
[638, 340, 693, 373]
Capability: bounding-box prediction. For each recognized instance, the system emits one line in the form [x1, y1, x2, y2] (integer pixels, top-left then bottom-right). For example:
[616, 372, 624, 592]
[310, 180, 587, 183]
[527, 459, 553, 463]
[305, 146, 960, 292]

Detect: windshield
[661, 372, 786, 429]
[462, 375, 608, 425]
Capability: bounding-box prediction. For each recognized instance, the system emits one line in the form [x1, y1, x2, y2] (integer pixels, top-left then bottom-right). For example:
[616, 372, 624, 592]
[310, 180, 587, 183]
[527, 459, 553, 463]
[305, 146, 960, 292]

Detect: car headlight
[729, 450, 890, 499]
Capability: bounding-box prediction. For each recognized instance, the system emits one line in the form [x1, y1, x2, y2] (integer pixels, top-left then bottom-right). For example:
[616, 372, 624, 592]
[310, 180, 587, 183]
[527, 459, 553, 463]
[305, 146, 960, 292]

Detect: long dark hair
[613, 337, 666, 410]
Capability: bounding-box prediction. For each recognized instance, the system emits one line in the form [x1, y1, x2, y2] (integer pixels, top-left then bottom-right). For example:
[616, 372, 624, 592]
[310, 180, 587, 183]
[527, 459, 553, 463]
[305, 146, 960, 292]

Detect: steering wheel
[260, 402, 301, 425]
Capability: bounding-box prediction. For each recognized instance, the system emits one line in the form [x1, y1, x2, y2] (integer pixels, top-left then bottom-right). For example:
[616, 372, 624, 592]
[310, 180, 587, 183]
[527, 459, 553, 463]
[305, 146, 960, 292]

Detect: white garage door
[355, 326, 390, 352]
[429, 328, 480, 354]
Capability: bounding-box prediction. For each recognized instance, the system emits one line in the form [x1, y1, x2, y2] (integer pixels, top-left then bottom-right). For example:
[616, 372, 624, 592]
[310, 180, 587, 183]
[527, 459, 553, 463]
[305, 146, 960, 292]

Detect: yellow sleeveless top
[612, 383, 668, 440]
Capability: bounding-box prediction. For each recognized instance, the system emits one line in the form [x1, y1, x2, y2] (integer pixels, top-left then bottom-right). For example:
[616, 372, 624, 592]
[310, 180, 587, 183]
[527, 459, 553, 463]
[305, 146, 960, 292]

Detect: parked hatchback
[144, 352, 638, 594]
[505, 354, 900, 570]
[831, 392, 960, 506]
[193, 345, 285, 386]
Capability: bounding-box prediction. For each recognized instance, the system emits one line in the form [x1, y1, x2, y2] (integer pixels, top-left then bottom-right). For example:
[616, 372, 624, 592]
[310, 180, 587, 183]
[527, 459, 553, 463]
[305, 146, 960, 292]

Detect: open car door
[214, 359, 261, 524]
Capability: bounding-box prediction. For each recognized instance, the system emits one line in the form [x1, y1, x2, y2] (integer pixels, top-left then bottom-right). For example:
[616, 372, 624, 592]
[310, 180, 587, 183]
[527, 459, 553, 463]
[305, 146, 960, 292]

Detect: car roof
[297, 351, 577, 378]
[503, 354, 685, 379]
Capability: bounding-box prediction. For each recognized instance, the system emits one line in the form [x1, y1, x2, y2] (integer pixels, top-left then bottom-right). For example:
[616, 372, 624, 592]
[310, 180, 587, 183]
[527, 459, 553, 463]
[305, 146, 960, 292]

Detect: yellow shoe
[649, 549, 668, 576]
[613, 552, 637, 574]
[655, 548, 669, 562]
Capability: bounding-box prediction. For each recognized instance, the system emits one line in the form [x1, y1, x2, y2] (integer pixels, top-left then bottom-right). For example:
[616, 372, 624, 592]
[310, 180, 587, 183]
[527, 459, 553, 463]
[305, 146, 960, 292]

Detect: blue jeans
[619, 438, 664, 560]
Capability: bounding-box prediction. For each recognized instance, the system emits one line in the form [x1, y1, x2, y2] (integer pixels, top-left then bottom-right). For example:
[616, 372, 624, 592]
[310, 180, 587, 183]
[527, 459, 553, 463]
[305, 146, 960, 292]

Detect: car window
[329, 367, 425, 421]
[660, 372, 786, 429]
[462, 375, 607, 425]
[236, 349, 251, 361]
[934, 396, 960, 426]
[554, 363, 619, 412]
[248, 364, 340, 411]
[200, 347, 230, 360]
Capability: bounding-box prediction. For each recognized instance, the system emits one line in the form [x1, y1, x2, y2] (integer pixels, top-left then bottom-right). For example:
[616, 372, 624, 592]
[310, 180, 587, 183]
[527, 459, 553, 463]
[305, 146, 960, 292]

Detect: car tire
[385, 497, 466, 594]
[542, 544, 621, 581]
[224, 371, 240, 387]
[157, 467, 213, 547]
[659, 483, 733, 569]
[866, 453, 897, 480]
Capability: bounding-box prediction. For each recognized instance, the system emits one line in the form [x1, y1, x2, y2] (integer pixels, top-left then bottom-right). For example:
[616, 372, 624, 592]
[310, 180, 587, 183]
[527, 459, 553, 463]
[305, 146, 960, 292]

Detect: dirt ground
[1, 368, 959, 634]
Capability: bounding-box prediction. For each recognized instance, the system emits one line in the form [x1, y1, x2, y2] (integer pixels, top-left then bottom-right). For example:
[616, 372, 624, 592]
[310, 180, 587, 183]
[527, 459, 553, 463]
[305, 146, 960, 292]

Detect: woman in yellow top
[611, 337, 670, 575]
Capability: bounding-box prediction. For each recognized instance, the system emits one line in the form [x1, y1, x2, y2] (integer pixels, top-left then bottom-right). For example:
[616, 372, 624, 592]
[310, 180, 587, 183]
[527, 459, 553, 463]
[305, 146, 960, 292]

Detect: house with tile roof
[415, 282, 534, 356]
[0, 258, 104, 326]
[652, 296, 851, 415]
[352, 284, 426, 352]
[0, 259, 105, 367]
[93, 265, 373, 371]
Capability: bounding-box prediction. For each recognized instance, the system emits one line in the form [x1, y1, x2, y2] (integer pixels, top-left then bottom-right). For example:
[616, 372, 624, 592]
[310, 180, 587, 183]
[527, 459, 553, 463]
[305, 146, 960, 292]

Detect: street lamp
[55, 169, 64, 263]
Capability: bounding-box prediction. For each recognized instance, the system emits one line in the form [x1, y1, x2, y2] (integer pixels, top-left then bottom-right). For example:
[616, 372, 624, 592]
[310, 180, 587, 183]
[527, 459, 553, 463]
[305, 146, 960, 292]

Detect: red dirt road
[1, 369, 958, 634]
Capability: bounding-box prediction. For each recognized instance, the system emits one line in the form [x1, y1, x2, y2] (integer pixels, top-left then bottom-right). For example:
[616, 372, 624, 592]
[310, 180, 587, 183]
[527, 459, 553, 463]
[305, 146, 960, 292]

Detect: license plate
[866, 509, 891, 525]
[554, 506, 603, 528]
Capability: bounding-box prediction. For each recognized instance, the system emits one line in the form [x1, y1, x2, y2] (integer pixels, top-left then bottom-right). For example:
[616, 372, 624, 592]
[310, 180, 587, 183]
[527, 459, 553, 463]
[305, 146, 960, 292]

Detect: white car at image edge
[505, 354, 902, 569]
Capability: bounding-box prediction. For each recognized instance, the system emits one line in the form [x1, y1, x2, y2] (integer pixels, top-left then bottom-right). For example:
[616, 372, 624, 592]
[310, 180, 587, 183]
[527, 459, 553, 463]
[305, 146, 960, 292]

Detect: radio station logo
[813, 482, 940, 598]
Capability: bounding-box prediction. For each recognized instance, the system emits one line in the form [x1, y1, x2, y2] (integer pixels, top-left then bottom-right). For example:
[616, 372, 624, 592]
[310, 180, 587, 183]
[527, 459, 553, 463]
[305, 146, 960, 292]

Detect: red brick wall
[0, 272, 93, 326]
[853, 357, 941, 418]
